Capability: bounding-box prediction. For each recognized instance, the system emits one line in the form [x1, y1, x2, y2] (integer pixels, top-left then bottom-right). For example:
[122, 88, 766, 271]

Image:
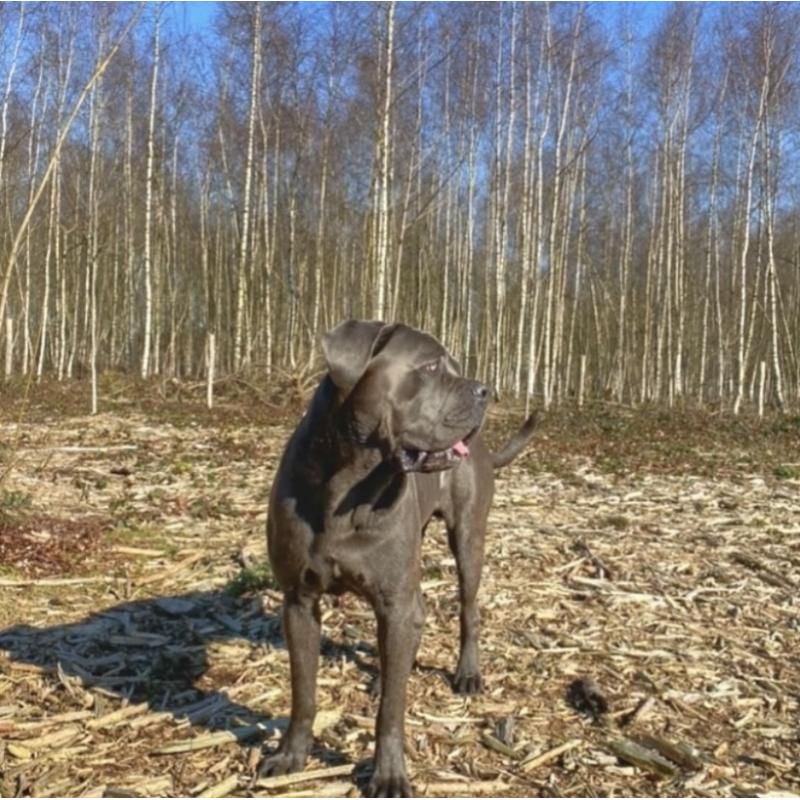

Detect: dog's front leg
[259, 592, 321, 777]
[368, 590, 424, 798]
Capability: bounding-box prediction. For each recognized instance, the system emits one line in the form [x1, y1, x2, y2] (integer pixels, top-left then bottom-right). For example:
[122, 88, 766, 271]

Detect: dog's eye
[422, 361, 440, 374]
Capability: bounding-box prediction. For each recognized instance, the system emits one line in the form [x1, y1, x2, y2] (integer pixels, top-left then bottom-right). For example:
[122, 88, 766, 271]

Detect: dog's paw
[257, 748, 306, 779]
[452, 668, 483, 695]
[367, 769, 412, 797]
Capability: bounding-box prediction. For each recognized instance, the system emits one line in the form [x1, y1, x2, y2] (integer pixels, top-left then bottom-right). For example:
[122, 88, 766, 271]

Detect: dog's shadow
[0, 589, 378, 771]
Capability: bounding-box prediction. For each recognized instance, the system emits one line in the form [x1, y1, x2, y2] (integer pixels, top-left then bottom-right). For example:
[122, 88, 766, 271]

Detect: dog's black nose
[474, 382, 489, 401]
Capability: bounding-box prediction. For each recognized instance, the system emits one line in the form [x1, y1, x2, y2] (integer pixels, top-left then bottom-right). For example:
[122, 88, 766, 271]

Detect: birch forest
[2, 2, 800, 413]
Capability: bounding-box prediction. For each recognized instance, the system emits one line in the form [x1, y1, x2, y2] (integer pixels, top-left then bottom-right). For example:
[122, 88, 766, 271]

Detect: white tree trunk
[234, 3, 261, 371]
[0, 8, 140, 344]
[4, 318, 12, 379]
[22, 39, 47, 376]
[141, 9, 160, 378]
[206, 333, 215, 410]
[732, 72, 768, 414]
[373, 0, 395, 320]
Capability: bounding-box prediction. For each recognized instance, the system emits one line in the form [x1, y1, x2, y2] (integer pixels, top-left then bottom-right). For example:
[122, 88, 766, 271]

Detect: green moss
[772, 464, 800, 480]
[0, 490, 32, 514]
[602, 514, 630, 531]
[189, 494, 236, 520]
[0, 563, 20, 578]
[770, 415, 800, 434]
[226, 561, 278, 596]
[107, 522, 176, 555]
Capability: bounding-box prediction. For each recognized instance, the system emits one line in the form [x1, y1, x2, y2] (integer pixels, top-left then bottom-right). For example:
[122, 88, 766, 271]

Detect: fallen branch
[519, 739, 582, 773]
[633, 733, 703, 771]
[480, 731, 523, 760]
[253, 764, 355, 790]
[419, 779, 511, 795]
[86, 701, 150, 730]
[608, 737, 680, 778]
[198, 774, 239, 797]
[282, 780, 355, 798]
[0, 576, 123, 587]
[731, 551, 795, 589]
[152, 725, 267, 754]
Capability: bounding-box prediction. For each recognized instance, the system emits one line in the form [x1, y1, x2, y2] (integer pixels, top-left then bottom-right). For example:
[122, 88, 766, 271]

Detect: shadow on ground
[0, 589, 381, 770]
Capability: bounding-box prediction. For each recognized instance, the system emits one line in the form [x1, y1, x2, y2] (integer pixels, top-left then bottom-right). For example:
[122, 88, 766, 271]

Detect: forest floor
[0, 377, 798, 798]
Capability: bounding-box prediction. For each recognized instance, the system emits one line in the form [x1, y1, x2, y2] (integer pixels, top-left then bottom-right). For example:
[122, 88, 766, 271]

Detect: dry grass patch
[0, 405, 798, 797]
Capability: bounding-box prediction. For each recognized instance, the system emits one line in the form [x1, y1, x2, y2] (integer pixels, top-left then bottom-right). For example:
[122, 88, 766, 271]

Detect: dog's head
[322, 320, 489, 472]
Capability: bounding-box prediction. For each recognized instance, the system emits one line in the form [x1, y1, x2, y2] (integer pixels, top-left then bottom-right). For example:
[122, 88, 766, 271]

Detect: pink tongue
[452, 440, 470, 457]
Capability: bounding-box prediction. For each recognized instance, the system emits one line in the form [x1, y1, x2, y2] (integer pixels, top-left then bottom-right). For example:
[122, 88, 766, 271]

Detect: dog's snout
[473, 382, 489, 401]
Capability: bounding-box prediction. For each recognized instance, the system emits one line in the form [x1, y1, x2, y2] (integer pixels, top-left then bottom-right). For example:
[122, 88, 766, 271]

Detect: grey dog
[259, 320, 536, 796]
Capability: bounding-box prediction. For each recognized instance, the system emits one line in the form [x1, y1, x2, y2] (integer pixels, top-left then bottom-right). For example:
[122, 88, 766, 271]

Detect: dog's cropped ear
[322, 320, 394, 394]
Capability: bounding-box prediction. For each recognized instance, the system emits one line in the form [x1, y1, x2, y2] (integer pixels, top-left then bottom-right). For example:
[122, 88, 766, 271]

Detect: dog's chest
[300, 508, 418, 598]
[302, 537, 372, 597]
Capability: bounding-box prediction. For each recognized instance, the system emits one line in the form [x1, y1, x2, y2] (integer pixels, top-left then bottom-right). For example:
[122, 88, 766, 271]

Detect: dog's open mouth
[399, 435, 473, 473]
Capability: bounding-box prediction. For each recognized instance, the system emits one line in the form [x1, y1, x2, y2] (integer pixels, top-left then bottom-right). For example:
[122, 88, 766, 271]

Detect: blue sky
[600, 2, 668, 37]
[168, 1, 218, 34]
[169, 1, 670, 39]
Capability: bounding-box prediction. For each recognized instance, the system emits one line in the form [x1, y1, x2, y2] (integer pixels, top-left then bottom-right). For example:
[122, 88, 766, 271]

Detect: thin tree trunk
[640, 148, 661, 403]
[234, 3, 261, 371]
[88, 58, 101, 415]
[141, 8, 160, 378]
[0, 7, 140, 346]
[463, 28, 481, 376]
[615, 17, 634, 402]
[22, 38, 47, 376]
[763, 112, 785, 410]
[514, 13, 538, 396]
[732, 73, 768, 414]
[494, 3, 516, 392]
[37, 158, 58, 379]
[0, 5, 25, 371]
[525, 43, 550, 406]
[373, 0, 395, 320]
[0, 4, 24, 193]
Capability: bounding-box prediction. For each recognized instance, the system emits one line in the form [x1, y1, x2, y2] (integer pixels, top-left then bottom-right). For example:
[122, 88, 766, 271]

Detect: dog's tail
[491, 412, 538, 469]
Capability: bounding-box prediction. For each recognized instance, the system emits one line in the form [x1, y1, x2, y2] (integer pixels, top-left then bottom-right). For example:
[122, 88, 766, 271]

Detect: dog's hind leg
[447, 519, 486, 695]
[258, 592, 321, 777]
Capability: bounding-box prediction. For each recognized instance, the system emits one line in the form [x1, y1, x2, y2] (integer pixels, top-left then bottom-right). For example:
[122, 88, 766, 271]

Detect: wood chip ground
[1, 411, 798, 797]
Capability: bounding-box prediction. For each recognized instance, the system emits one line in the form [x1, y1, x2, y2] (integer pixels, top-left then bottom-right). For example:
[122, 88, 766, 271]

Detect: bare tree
[373, 0, 396, 320]
[0, 2, 799, 413]
[233, 3, 261, 372]
[141, 6, 161, 378]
